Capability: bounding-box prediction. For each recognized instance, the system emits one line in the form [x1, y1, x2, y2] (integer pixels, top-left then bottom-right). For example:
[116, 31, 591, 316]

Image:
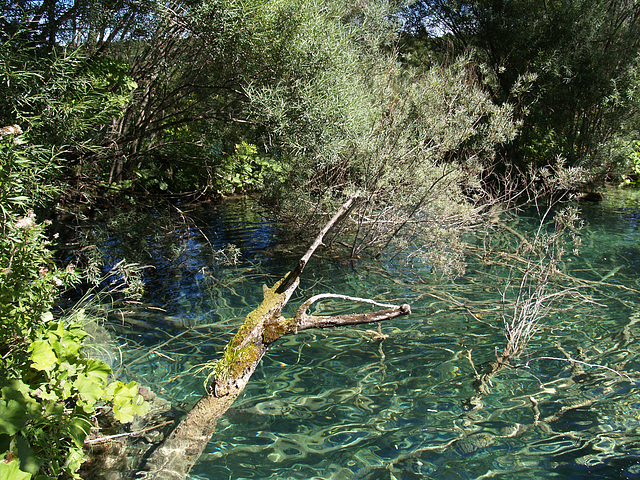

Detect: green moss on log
[213, 276, 289, 395]
[262, 317, 294, 344]
[231, 276, 287, 348]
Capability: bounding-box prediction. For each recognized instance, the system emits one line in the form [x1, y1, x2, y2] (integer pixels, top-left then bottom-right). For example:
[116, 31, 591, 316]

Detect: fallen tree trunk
[141, 195, 411, 480]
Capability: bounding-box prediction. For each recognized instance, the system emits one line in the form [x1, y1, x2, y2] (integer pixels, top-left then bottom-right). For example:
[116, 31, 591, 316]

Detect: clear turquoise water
[91, 191, 640, 479]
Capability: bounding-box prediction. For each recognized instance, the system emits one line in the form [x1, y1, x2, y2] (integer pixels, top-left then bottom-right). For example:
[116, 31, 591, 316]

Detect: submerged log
[141, 195, 411, 480]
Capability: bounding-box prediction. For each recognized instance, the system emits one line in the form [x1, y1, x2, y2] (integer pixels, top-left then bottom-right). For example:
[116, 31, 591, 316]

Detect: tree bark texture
[141, 195, 411, 479]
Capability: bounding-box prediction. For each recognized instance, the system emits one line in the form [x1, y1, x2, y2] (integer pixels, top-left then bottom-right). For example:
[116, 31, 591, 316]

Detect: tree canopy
[401, 0, 640, 175]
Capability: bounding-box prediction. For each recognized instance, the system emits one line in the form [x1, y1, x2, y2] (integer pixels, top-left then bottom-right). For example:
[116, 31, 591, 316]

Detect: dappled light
[71, 191, 640, 479]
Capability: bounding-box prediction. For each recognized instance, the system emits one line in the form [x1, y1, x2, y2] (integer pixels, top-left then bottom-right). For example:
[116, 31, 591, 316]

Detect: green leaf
[6, 196, 29, 204]
[108, 381, 150, 423]
[73, 374, 106, 406]
[28, 341, 56, 372]
[84, 359, 111, 382]
[0, 434, 10, 453]
[66, 322, 88, 343]
[64, 446, 85, 477]
[0, 390, 29, 436]
[43, 402, 64, 417]
[0, 458, 31, 480]
[57, 331, 83, 358]
[13, 434, 41, 475]
[68, 416, 92, 448]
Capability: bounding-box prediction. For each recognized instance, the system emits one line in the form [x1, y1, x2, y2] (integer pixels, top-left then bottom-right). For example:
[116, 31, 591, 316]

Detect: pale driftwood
[141, 195, 411, 480]
[84, 421, 174, 445]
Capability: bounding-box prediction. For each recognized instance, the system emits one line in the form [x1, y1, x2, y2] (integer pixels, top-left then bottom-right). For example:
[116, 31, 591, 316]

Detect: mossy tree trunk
[141, 195, 411, 480]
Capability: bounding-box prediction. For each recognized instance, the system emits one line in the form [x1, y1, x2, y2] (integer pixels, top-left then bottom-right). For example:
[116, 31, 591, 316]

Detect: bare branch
[85, 421, 173, 445]
[518, 356, 632, 382]
[276, 192, 359, 294]
[295, 293, 400, 319]
[297, 305, 411, 331]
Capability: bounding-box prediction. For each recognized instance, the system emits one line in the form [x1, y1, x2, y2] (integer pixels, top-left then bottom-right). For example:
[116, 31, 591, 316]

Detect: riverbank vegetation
[2, 0, 640, 477]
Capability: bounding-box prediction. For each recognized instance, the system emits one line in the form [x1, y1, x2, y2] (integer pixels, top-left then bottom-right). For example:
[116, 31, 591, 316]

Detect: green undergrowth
[1, 129, 149, 478]
[1, 315, 149, 479]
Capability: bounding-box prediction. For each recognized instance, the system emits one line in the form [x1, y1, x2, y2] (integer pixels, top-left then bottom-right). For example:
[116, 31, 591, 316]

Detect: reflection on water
[83, 191, 640, 479]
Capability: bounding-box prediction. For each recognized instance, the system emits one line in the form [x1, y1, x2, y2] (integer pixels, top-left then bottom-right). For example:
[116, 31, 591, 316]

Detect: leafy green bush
[218, 141, 287, 194]
[0, 40, 148, 477]
[1, 316, 149, 479]
[0, 131, 71, 341]
[0, 132, 150, 479]
[626, 140, 640, 184]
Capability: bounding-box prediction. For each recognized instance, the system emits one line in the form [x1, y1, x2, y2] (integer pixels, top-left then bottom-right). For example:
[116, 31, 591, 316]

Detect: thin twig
[519, 356, 633, 381]
[85, 421, 174, 444]
[128, 329, 190, 366]
[466, 349, 479, 378]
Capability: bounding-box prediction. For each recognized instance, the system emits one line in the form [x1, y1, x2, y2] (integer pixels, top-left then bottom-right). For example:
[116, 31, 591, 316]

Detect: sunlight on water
[86, 191, 640, 479]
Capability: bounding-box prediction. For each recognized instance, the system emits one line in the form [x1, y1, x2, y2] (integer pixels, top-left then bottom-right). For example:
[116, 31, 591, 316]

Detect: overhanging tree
[402, 0, 640, 174]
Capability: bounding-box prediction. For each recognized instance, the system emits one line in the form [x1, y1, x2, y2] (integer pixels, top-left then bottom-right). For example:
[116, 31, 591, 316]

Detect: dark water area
[71, 190, 640, 479]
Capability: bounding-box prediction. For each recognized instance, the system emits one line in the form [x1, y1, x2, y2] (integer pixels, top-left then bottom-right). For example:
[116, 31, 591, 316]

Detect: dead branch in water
[140, 193, 411, 480]
[85, 421, 174, 445]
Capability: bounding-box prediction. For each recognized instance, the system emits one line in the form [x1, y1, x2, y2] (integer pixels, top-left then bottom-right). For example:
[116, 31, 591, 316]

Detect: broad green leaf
[0, 434, 9, 453]
[58, 332, 82, 358]
[28, 341, 56, 372]
[64, 446, 86, 477]
[73, 374, 105, 406]
[0, 387, 31, 436]
[112, 404, 134, 424]
[65, 322, 88, 343]
[0, 458, 31, 480]
[13, 434, 41, 475]
[84, 359, 111, 382]
[109, 381, 149, 423]
[108, 380, 136, 404]
[0, 397, 28, 435]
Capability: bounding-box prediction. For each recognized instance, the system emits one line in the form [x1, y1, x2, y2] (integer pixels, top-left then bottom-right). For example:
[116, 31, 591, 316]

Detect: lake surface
[82, 190, 640, 479]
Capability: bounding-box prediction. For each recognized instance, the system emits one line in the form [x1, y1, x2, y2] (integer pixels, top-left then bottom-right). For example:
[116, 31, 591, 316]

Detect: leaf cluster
[217, 141, 287, 194]
[0, 316, 149, 479]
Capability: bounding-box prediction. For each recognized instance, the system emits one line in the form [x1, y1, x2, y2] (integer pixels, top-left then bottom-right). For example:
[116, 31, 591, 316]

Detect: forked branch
[141, 193, 410, 480]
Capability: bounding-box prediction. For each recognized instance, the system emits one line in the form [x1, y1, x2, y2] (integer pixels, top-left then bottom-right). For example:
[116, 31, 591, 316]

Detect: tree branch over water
[141, 194, 411, 480]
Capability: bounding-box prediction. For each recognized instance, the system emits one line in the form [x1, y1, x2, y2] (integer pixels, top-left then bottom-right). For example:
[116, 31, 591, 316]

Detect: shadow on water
[64, 191, 640, 479]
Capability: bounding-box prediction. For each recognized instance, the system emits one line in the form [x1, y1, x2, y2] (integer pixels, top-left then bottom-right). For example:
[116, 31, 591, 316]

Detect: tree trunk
[140, 194, 411, 479]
